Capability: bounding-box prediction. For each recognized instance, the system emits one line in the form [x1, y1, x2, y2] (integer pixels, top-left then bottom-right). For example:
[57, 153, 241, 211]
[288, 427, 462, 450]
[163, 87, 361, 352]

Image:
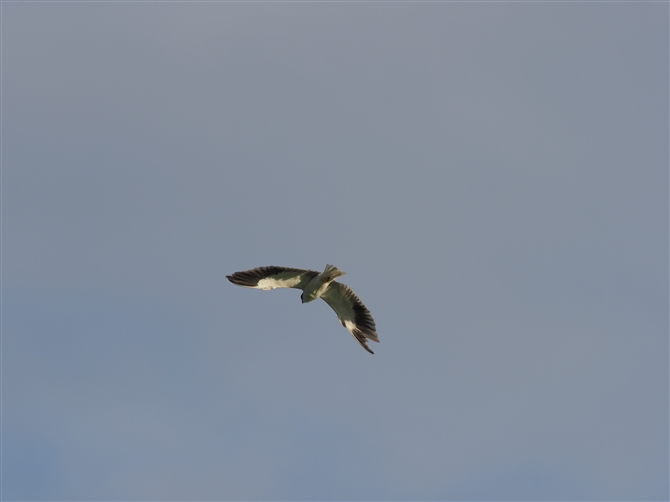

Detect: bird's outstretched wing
[320, 282, 379, 354]
[227, 266, 318, 290]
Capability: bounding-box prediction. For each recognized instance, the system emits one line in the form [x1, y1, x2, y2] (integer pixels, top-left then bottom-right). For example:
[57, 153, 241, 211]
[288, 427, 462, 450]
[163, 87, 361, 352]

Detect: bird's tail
[322, 264, 346, 282]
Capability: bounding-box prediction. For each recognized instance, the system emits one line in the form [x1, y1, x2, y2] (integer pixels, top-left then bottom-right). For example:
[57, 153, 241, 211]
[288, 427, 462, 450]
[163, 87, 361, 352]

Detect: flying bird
[227, 264, 379, 354]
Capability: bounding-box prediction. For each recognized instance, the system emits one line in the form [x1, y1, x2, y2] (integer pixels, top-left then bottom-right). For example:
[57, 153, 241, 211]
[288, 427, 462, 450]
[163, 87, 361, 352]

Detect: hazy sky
[4, 2, 668, 500]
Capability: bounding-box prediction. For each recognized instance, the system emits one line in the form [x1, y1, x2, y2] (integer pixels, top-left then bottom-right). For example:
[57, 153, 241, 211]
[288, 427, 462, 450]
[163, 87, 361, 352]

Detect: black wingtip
[227, 271, 260, 287]
[360, 337, 376, 354]
[226, 274, 242, 285]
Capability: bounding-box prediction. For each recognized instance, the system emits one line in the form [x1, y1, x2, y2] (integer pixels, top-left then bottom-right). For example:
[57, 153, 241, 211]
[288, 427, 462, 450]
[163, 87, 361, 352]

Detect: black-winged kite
[227, 264, 379, 354]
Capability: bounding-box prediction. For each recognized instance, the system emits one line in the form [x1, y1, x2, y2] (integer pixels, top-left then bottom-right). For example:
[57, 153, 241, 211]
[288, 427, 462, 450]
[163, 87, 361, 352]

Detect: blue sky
[3, 2, 668, 500]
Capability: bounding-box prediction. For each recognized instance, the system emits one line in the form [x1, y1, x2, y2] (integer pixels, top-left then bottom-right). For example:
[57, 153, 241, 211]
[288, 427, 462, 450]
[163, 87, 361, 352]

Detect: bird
[227, 264, 379, 354]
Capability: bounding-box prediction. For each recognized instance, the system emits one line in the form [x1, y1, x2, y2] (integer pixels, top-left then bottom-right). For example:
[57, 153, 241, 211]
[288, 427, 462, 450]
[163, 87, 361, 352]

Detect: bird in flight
[227, 264, 379, 354]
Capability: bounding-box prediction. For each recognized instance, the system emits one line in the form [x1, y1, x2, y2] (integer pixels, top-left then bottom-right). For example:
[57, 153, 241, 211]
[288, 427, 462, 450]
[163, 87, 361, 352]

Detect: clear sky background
[3, 2, 668, 500]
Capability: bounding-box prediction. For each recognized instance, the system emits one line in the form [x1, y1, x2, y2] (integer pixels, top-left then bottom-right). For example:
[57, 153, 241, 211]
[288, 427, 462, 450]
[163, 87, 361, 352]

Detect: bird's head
[301, 292, 316, 303]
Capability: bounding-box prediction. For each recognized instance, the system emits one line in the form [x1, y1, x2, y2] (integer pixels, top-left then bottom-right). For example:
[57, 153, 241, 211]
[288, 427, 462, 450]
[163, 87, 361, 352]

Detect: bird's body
[300, 264, 346, 303]
[227, 264, 379, 354]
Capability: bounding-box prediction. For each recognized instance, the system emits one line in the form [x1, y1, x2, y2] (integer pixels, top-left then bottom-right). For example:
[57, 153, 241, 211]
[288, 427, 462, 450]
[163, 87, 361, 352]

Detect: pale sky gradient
[3, 2, 668, 500]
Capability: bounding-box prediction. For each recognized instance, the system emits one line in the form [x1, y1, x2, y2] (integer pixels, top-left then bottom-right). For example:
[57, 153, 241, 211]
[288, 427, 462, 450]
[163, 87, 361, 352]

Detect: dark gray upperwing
[227, 266, 318, 290]
[320, 282, 379, 354]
